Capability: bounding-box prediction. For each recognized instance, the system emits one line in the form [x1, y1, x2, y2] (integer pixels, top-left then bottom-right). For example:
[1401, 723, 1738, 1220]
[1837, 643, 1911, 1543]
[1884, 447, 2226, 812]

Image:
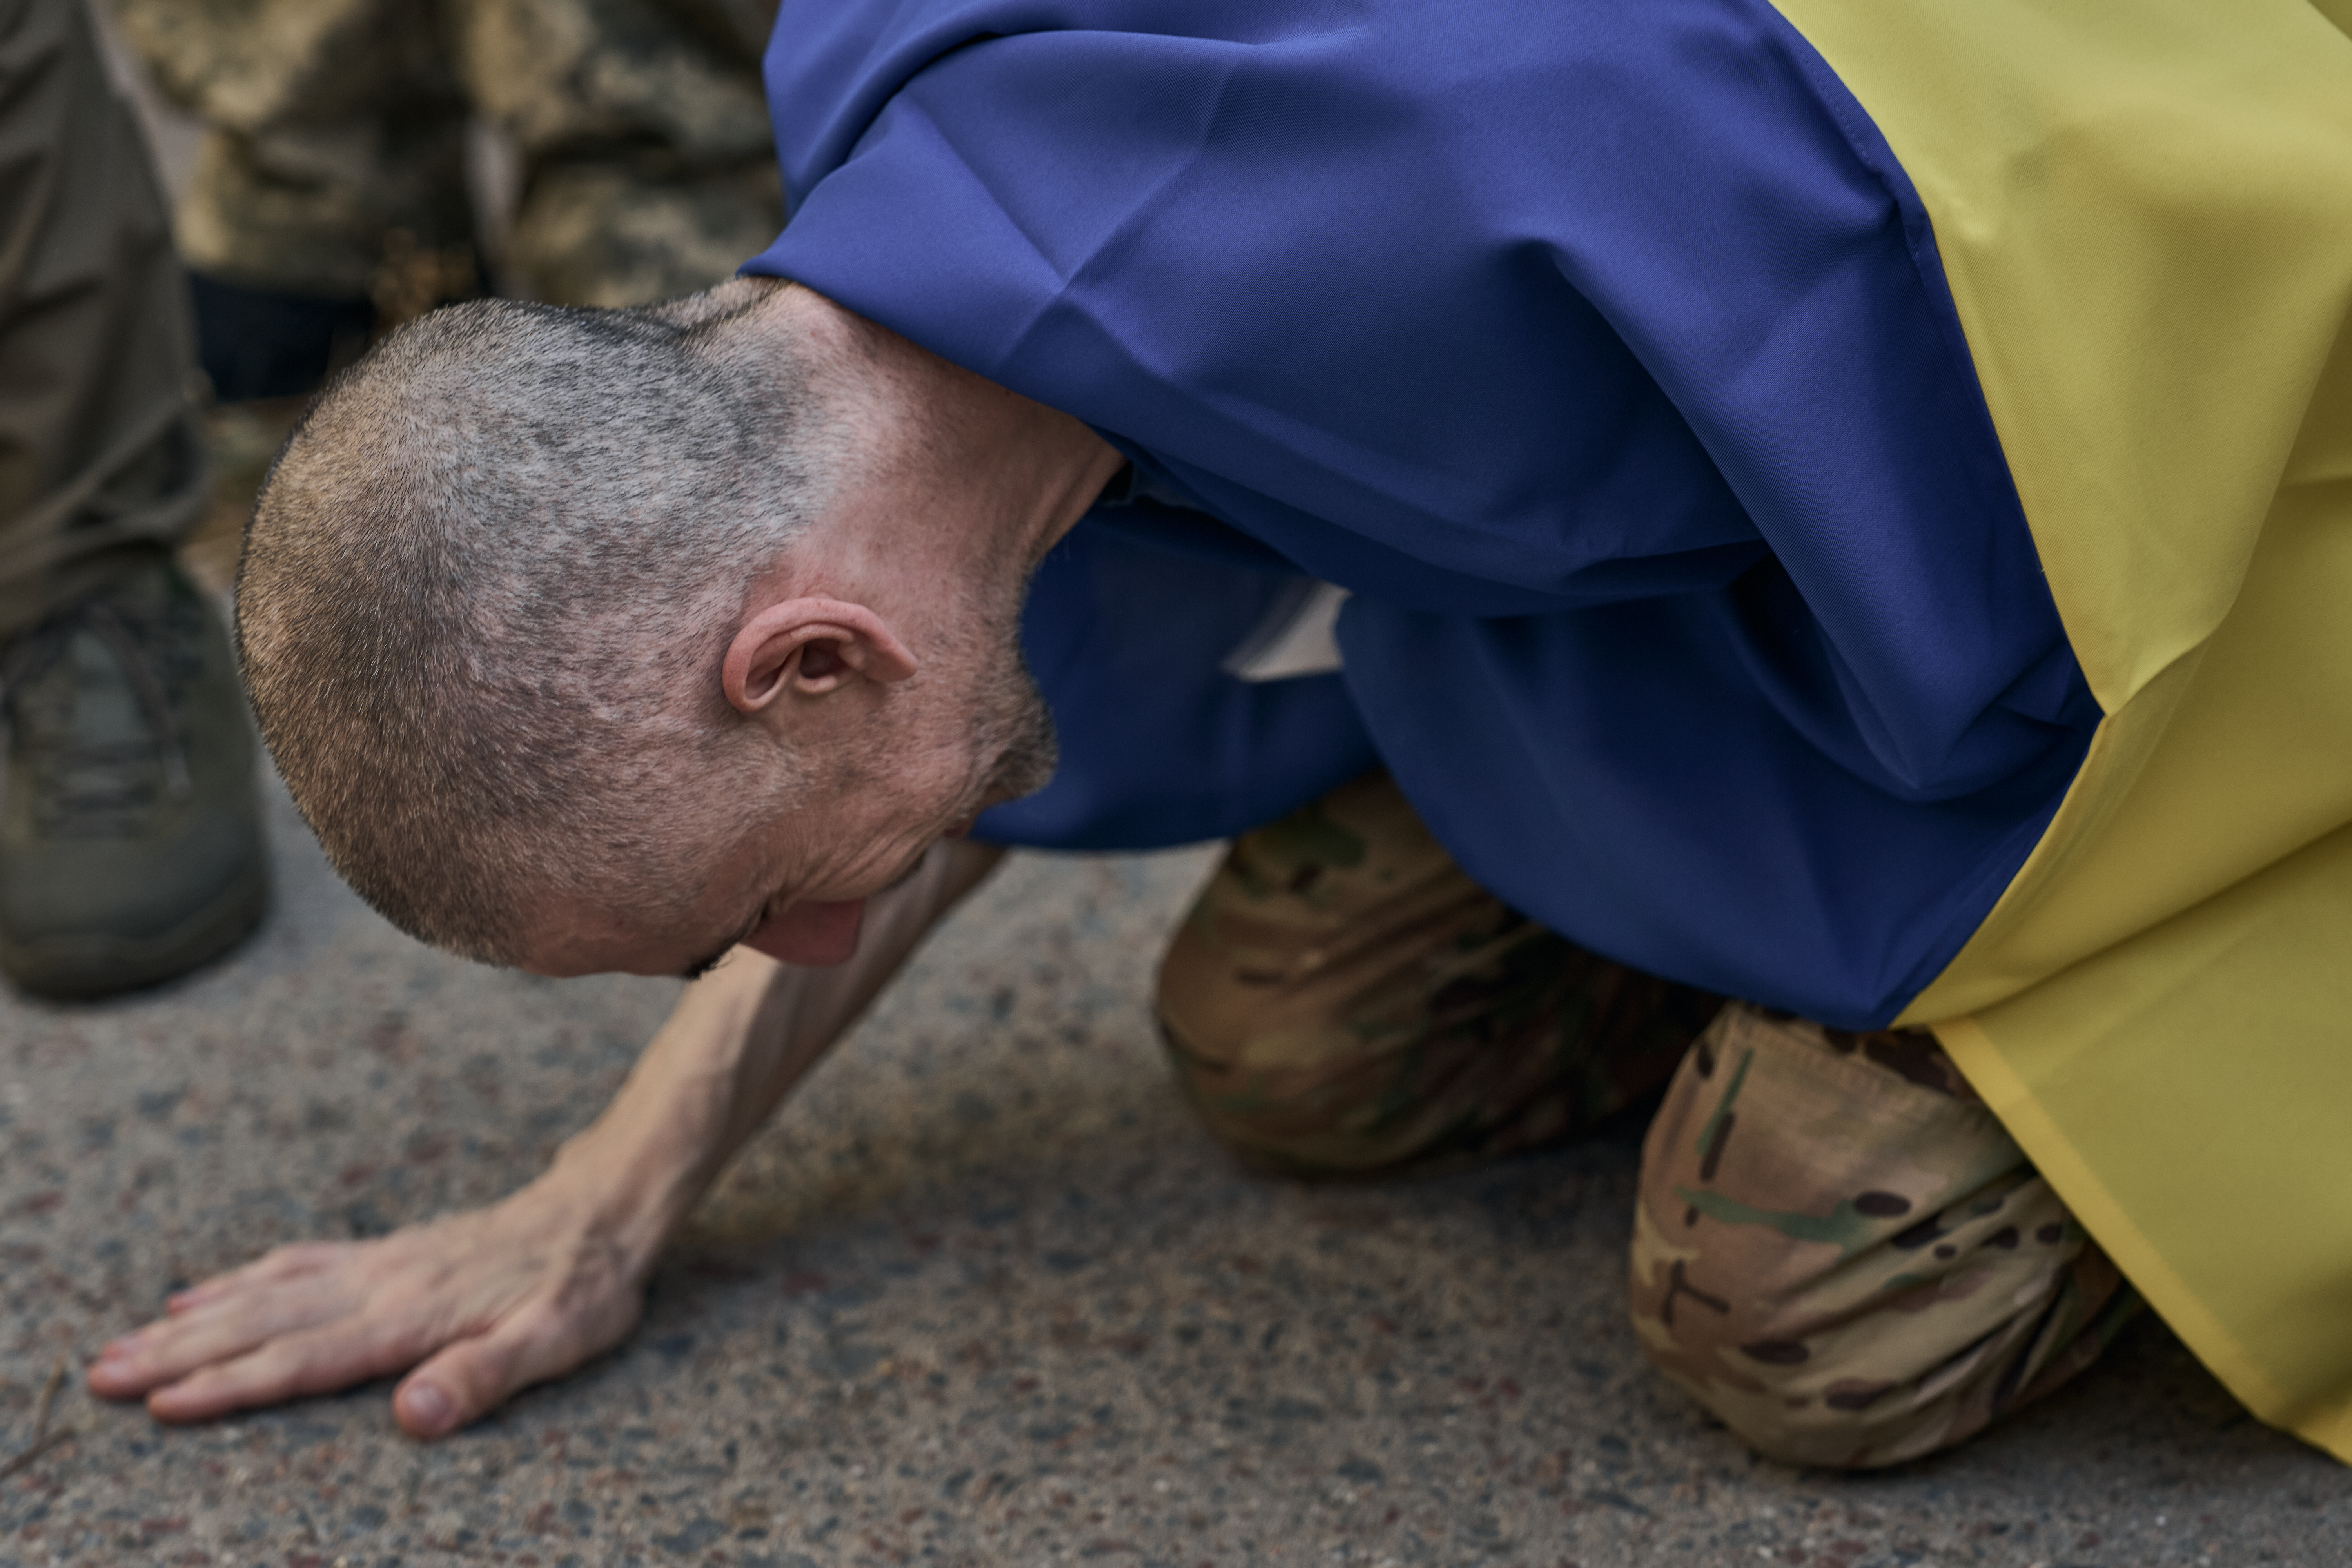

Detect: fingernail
[96, 1336, 137, 1359]
[403, 1383, 453, 1432]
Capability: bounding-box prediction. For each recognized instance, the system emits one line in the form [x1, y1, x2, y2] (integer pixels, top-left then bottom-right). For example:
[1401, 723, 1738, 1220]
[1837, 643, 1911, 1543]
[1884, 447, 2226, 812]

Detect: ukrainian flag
[1822, 0, 2352, 1462]
[750, 0, 2352, 1457]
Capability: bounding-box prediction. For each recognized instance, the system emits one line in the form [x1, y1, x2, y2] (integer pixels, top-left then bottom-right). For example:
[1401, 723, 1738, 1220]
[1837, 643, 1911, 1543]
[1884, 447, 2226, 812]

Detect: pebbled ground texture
[47, 12, 2350, 1562]
[1, 767, 2346, 1568]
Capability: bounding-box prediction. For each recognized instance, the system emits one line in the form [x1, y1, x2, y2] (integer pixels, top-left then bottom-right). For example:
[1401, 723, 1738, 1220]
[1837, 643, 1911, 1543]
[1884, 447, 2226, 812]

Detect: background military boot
[0, 551, 268, 997]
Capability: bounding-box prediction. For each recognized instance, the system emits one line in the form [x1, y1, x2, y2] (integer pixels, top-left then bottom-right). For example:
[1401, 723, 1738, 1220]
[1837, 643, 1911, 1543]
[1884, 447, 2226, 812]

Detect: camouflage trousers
[1156, 771, 2142, 1468]
[107, 0, 785, 310]
[0, 0, 208, 636]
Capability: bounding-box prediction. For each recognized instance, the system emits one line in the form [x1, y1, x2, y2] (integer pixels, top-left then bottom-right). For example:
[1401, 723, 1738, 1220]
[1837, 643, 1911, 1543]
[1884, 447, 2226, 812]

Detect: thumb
[394, 1292, 643, 1439]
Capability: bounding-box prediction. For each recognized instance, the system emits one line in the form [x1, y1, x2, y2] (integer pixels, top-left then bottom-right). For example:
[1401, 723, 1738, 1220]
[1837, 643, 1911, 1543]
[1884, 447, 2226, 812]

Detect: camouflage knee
[1157, 773, 1717, 1177]
[1629, 1004, 2141, 1469]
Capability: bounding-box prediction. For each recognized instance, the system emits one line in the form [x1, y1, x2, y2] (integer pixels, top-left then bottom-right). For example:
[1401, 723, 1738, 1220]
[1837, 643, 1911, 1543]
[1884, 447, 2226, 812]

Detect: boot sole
[0, 854, 270, 1000]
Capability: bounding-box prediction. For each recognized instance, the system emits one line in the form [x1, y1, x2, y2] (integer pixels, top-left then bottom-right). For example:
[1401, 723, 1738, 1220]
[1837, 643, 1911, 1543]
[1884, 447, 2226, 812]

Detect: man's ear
[723, 597, 919, 714]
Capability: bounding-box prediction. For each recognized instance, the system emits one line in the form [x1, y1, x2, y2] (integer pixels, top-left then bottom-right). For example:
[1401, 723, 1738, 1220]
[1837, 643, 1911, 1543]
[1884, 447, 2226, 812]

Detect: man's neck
[744, 282, 1124, 603]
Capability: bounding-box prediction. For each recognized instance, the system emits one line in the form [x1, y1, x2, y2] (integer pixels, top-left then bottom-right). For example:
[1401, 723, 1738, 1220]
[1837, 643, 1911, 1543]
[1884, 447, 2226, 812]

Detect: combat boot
[0, 551, 268, 997]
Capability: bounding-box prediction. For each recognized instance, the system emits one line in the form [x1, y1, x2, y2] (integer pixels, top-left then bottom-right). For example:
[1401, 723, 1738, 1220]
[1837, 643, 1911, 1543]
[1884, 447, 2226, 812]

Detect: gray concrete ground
[3, 770, 2350, 1568]
[16, 13, 2352, 1562]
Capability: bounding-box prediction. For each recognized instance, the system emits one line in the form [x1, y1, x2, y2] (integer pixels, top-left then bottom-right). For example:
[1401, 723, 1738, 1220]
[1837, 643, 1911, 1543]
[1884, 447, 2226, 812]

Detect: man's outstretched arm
[85, 839, 1007, 1437]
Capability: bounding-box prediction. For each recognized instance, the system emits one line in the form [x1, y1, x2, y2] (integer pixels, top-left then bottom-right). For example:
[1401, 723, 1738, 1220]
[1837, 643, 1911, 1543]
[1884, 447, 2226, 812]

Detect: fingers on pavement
[90, 1270, 358, 1400]
[163, 1241, 348, 1313]
[143, 1310, 436, 1424]
[90, 1258, 401, 1405]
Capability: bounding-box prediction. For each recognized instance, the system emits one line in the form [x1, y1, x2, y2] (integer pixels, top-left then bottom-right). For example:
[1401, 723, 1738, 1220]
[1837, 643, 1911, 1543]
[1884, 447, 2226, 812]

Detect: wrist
[538, 1110, 717, 1276]
[535, 954, 789, 1270]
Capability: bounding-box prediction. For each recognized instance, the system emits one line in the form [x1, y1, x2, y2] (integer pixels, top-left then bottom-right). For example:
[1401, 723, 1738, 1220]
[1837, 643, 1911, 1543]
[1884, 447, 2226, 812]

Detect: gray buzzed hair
[237, 289, 838, 964]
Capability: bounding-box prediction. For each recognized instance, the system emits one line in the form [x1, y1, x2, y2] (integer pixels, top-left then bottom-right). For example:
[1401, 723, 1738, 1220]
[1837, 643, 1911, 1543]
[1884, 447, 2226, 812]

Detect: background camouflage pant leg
[0, 0, 209, 634]
[109, 0, 475, 301]
[1631, 1002, 2142, 1468]
[108, 0, 783, 309]
[456, 0, 783, 307]
[1154, 771, 1722, 1178]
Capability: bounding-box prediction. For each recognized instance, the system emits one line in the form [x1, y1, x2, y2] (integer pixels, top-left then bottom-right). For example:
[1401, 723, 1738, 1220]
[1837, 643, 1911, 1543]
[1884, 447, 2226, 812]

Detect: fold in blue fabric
[744, 0, 2102, 1026]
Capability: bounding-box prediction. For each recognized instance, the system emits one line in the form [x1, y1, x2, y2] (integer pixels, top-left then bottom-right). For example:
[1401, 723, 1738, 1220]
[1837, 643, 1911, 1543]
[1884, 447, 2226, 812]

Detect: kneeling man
[91, 0, 2352, 1468]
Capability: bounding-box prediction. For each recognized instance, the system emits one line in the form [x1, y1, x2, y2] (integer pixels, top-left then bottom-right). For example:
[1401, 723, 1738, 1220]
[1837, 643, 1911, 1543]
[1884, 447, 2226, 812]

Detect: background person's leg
[0, 0, 266, 995]
[1156, 771, 1722, 1178]
[107, 0, 475, 399]
[456, 0, 784, 306]
[0, 0, 209, 626]
[1631, 1004, 2142, 1468]
[111, 0, 785, 368]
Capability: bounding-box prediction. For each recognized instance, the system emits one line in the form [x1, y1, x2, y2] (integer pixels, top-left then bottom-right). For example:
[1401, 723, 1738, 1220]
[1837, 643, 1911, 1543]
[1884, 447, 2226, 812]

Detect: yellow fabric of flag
[1768, 0, 2352, 1458]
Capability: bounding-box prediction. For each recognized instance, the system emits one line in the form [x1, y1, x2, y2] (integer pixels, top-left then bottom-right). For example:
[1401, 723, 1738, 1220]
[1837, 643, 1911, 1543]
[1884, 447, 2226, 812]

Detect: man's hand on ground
[86, 838, 1007, 1437]
[87, 1176, 648, 1437]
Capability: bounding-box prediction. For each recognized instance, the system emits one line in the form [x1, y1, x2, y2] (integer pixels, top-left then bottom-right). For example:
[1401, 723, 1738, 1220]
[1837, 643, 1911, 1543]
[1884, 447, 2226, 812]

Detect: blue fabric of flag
[742, 0, 2103, 1026]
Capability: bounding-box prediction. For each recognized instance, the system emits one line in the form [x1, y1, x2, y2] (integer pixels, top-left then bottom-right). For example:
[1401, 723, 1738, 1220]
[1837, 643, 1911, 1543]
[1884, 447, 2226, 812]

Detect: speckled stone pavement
[26, 7, 2351, 1562]
[3, 769, 2349, 1568]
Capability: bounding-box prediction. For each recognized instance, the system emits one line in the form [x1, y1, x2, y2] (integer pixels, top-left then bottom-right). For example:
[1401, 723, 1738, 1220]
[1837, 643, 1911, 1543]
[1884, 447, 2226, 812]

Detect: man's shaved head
[238, 286, 840, 964]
